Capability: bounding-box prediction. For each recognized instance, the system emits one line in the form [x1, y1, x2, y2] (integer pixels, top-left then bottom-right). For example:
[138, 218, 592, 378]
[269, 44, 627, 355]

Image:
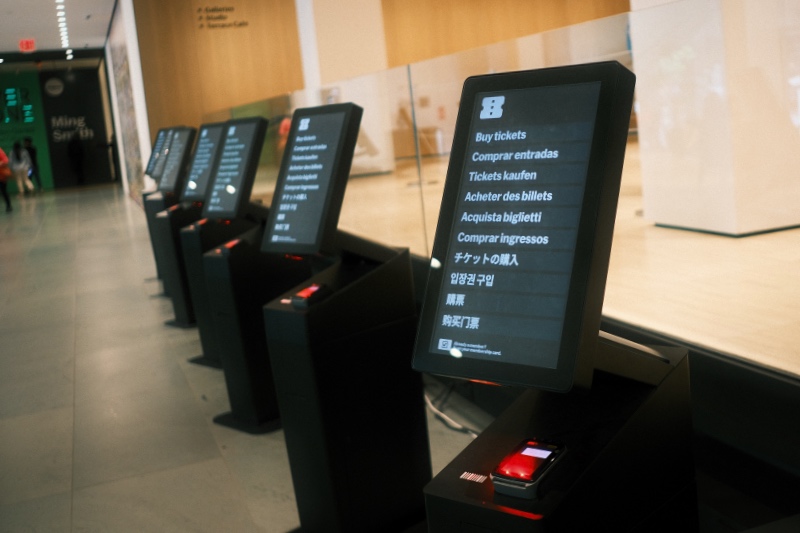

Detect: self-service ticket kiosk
[168, 117, 272, 369]
[157, 123, 229, 332]
[260, 104, 430, 532]
[411, 62, 696, 531]
[202, 104, 362, 433]
[150, 126, 199, 327]
[143, 128, 176, 285]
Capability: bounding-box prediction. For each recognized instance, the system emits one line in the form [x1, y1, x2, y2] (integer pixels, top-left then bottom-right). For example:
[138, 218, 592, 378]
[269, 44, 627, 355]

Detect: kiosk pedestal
[143, 191, 177, 288]
[263, 246, 431, 533]
[423, 339, 696, 532]
[154, 203, 204, 328]
[202, 225, 313, 433]
[180, 216, 259, 368]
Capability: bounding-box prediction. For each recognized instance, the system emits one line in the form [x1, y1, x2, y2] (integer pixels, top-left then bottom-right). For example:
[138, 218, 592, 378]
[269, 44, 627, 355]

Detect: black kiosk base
[423, 335, 696, 533]
[263, 245, 431, 533]
[154, 203, 205, 328]
[202, 223, 313, 434]
[143, 191, 177, 290]
[179, 215, 261, 368]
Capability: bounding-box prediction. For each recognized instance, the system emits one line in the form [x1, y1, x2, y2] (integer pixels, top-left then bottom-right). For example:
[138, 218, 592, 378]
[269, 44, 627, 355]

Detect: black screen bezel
[261, 103, 363, 255]
[201, 117, 268, 220]
[179, 122, 226, 203]
[157, 127, 197, 195]
[412, 62, 635, 392]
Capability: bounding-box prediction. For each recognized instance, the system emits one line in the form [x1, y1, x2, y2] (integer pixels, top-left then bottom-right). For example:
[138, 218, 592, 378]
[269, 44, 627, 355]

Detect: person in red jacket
[0, 147, 12, 212]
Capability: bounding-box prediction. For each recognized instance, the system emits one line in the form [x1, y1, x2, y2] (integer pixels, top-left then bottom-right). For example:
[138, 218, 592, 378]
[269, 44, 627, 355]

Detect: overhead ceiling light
[56, 1, 69, 49]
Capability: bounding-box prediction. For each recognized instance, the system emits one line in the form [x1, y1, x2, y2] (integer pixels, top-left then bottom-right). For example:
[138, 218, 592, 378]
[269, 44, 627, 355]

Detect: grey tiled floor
[0, 187, 481, 532]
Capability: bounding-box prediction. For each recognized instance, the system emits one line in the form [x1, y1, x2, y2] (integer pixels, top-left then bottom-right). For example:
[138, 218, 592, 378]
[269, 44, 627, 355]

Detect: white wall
[311, 0, 389, 85]
[631, 0, 800, 234]
[105, 0, 153, 197]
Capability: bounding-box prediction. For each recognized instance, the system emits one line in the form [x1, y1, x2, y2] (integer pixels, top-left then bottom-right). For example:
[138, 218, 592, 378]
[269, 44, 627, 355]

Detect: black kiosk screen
[431, 83, 600, 368]
[262, 103, 362, 255]
[145, 128, 169, 177]
[150, 129, 174, 181]
[203, 119, 264, 219]
[413, 63, 635, 391]
[158, 128, 195, 194]
[181, 124, 225, 202]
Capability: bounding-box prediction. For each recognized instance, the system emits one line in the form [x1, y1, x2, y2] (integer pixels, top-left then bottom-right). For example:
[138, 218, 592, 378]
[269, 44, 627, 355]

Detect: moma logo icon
[479, 96, 505, 119]
[437, 338, 453, 350]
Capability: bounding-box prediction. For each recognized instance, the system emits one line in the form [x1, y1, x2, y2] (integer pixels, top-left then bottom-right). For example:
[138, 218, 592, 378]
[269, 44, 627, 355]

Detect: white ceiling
[0, 0, 116, 57]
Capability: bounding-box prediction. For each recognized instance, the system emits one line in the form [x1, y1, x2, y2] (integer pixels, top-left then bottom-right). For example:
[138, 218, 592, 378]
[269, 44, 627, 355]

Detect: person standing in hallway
[23, 137, 43, 191]
[9, 141, 35, 195]
[67, 136, 85, 185]
[0, 146, 12, 211]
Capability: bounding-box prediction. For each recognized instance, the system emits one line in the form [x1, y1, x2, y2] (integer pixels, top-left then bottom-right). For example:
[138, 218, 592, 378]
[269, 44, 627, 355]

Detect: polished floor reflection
[0, 187, 485, 531]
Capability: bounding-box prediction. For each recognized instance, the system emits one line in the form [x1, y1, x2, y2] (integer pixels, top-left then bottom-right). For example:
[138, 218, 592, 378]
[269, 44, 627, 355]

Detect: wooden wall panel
[134, 0, 203, 138]
[381, 0, 630, 67]
[134, 0, 627, 140]
[133, 0, 304, 142]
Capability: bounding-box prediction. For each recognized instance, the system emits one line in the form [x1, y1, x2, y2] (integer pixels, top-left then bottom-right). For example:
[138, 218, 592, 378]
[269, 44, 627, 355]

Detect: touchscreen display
[262, 103, 362, 255]
[412, 62, 635, 391]
[158, 127, 196, 194]
[203, 118, 267, 219]
[266, 111, 345, 247]
[150, 129, 174, 181]
[181, 123, 225, 202]
[145, 128, 169, 178]
[429, 83, 600, 369]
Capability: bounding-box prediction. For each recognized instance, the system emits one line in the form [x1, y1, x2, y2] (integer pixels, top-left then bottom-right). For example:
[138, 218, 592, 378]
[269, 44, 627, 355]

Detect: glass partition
[408, 13, 632, 252]
[205, 66, 431, 255]
[202, 13, 632, 259]
[194, 10, 800, 383]
[305, 66, 430, 256]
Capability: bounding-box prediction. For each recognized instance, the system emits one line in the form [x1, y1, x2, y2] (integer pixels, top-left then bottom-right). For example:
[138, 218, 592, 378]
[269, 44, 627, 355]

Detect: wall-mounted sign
[44, 78, 65, 97]
[39, 68, 113, 187]
[196, 5, 249, 30]
[2, 87, 35, 124]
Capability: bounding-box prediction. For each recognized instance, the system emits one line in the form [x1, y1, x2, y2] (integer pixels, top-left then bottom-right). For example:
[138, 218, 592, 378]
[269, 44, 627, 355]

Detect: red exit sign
[19, 39, 36, 53]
